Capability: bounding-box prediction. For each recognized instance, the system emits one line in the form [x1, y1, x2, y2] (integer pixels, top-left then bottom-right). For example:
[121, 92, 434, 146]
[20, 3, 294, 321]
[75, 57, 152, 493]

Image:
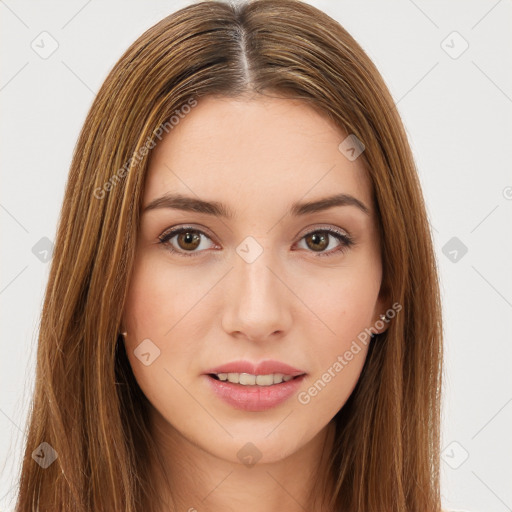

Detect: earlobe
[376, 313, 390, 334]
[374, 281, 393, 335]
[372, 296, 393, 334]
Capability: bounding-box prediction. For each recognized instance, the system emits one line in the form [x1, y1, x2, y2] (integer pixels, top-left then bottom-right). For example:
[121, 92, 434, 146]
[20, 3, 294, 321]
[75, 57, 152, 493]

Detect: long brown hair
[15, 1, 443, 510]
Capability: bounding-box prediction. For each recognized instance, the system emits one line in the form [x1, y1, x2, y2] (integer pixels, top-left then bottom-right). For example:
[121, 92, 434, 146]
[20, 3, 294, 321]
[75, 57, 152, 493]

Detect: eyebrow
[142, 192, 370, 218]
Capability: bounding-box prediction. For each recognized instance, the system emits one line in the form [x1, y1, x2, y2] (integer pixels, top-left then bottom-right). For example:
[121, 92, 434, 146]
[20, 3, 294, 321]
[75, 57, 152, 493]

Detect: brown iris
[177, 231, 201, 251]
[304, 231, 329, 252]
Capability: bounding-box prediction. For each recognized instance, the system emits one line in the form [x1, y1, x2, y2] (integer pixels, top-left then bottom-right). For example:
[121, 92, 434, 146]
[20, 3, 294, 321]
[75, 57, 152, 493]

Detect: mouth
[208, 372, 304, 386]
[203, 359, 307, 411]
[203, 361, 307, 411]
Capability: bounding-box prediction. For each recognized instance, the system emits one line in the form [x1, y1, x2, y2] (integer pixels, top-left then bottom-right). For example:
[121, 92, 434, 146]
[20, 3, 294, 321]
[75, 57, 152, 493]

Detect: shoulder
[442, 509, 475, 512]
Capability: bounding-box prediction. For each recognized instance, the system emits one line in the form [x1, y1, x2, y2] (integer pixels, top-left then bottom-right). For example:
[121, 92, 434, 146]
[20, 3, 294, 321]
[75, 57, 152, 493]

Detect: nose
[221, 245, 293, 343]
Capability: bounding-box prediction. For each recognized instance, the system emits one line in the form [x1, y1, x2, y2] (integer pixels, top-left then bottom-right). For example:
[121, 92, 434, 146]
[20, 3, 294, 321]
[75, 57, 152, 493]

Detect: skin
[121, 94, 390, 512]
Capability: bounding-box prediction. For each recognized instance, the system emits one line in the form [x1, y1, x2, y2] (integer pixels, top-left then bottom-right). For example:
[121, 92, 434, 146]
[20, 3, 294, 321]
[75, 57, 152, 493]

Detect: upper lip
[204, 360, 306, 377]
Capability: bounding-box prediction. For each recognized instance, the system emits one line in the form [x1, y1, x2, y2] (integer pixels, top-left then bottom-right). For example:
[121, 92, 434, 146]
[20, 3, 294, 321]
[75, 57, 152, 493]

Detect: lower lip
[204, 374, 306, 412]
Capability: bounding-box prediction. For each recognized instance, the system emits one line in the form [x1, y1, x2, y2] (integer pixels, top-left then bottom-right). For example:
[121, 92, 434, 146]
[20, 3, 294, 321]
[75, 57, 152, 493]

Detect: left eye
[295, 229, 353, 256]
[158, 226, 353, 257]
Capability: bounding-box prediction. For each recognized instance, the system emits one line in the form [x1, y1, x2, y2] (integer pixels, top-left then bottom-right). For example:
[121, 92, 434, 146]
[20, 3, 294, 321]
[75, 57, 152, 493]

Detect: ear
[372, 284, 393, 335]
[119, 312, 128, 340]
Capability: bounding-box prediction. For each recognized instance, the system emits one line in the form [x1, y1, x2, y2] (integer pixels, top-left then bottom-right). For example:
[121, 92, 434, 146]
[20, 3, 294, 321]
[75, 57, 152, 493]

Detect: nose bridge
[222, 236, 291, 339]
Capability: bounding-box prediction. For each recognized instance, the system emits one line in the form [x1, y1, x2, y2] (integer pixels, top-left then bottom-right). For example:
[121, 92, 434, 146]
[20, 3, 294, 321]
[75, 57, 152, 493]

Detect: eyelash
[158, 225, 355, 258]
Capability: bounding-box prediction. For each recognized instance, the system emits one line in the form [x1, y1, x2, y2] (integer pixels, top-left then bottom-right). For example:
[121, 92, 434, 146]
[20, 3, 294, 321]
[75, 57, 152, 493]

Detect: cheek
[297, 297, 374, 416]
[302, 256, 382, 343]
[123, 252, 207, 340]
[121, 254, 214, 402]
[121, 257, 172, 396]
[296, 259, 381, 409]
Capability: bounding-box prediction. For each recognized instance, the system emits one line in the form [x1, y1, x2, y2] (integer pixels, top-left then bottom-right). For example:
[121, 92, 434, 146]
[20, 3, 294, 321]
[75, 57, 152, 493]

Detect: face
[122, 94, 388, 465]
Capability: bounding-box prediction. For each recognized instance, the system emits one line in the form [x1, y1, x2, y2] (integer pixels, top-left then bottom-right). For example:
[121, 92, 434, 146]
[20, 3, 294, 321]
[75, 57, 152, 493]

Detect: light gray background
[1, 1, 511, 511]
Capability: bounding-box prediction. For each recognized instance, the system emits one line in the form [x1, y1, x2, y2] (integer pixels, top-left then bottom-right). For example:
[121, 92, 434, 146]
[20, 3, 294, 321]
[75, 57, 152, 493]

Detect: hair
[15, 0, 443, 510]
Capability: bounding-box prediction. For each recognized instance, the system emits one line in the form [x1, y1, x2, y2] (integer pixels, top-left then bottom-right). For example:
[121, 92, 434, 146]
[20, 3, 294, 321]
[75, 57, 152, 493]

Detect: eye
[158, 225, 354, 258]
[295, 227, 354, 257]
[158, 226, 217, 257]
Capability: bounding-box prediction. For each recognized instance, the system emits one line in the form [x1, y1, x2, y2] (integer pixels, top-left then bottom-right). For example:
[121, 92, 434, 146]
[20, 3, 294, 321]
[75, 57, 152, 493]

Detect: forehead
[144, 95, 373, 216]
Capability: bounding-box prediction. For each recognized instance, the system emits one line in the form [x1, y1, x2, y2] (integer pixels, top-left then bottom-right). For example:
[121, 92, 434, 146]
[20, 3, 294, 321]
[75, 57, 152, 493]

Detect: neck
[147, 407, 337, 512]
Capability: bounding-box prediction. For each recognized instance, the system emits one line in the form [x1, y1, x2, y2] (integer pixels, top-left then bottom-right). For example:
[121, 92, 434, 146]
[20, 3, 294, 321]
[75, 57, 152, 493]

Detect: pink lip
[203, 359, 307, 412]
[204, 359, 306, 377]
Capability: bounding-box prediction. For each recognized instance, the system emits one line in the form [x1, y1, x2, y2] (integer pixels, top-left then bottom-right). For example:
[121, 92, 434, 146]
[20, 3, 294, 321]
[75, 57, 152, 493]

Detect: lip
[203, 359, 307, 412]
[204, 374, 306, 412]
[204, 359, 306, 377]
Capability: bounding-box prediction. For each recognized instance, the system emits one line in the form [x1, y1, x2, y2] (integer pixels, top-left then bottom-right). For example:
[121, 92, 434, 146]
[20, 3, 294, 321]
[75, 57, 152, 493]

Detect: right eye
[158, 226, 217, 257]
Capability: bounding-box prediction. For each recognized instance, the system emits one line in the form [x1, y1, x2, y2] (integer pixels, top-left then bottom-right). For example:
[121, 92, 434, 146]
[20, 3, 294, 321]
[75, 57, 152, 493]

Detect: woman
[16, 0, 444, 510]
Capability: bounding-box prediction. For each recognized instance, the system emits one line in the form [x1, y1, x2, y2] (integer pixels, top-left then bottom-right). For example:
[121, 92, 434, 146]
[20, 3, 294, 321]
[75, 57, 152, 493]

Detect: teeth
[214, 372, 296, 386]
